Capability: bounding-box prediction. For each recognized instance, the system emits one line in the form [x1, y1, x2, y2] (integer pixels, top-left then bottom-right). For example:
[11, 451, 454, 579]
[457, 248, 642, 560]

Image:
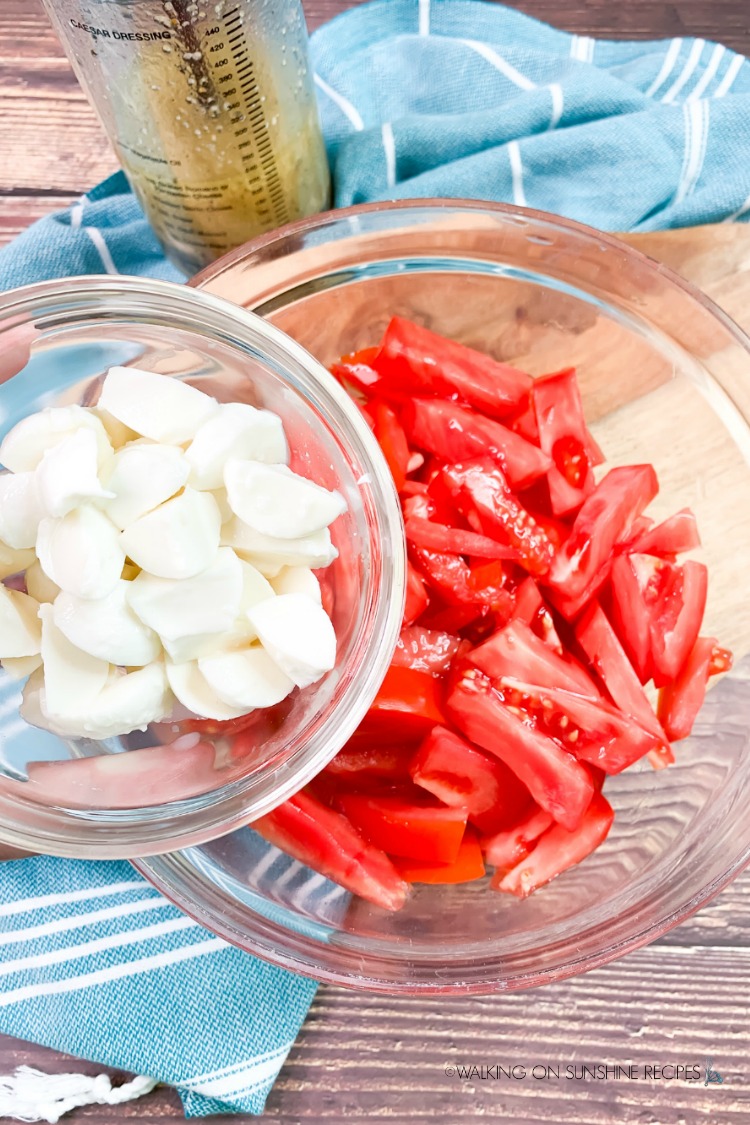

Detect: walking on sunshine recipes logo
[444, 1058, 726, 1084]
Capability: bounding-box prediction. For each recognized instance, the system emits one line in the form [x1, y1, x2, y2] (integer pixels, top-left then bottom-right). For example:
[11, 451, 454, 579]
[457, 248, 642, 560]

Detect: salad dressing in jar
[43, 0, 331, 273]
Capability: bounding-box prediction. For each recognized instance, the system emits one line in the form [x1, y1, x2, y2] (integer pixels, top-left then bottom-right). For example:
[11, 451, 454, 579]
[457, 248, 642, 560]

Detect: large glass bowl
[0, 277, 405, 858]
[137, 201, 750, 993]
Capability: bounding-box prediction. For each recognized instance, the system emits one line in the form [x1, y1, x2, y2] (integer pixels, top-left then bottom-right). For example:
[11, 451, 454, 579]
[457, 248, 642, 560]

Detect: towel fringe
[0, 1067, 157, 1123]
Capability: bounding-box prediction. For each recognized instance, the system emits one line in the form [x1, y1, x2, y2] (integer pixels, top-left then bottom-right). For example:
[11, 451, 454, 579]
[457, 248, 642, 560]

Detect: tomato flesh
[392, 626, 465, 675]
[373, 316, 531, 417]
[362, 665, 446, 740]
[532, 367, 597, 516]
[404, 561, 429, 626]
[251, 790, 409, 912]
[372, 399, 411, 492]
[493, 792, 614, 897]
[649, 560, 708, 685]
[410, 725, 532, 835]
[657, 635, 716, 741]
[482, 804, 554, 870]
[393, 830, 486, 884]
[338, 793, 468, 863]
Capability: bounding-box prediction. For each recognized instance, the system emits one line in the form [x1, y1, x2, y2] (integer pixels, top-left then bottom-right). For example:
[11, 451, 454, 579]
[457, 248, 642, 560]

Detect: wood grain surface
[2, 2, 750, 1123]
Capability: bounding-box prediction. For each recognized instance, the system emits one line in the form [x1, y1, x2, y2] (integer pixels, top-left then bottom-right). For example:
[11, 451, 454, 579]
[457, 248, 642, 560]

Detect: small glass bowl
[0, 277, 405, 859]
[137, 200, 750, 993]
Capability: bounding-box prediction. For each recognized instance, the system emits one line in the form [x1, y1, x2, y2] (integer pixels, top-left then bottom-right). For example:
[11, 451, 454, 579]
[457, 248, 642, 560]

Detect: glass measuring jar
[42, 0, 331, 274]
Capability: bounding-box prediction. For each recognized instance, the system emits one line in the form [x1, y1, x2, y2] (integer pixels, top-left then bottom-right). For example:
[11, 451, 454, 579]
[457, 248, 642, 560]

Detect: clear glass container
[0, 276, 404, 859]
[136, 200, 750, 993]
[42, 0, 331, 273]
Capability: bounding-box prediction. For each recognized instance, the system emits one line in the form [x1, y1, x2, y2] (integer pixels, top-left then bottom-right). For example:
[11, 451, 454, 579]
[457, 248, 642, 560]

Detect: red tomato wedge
[607, 554, 653, 683]
[372, 399, 410, 491]
[575, 602, 674, 769]
[393, 830, 486, 884]
[469, 618, 599, 698]
[657, 635, 716, 741]
[251, 790, 409, 912]
[410, 544, 514, 618]
[547, 465, 658, 604]
[337, 793, 468, 863]
[402, 397, 550, 490]
[322, 740, 413, 784]
[372, 316, 531, 417]
[649, 560, 708, 686]
[404, 561, 429, 626]
[442, 459, 556, 577]
[500, 673, 659, 774]
[492, 793, 614, 897]
[619, 507, 701, 558]
[532, 367, 598, 516]
[362, 665, 446, 740]
[482, 804, 555, 870]
[404, 517, 521, 560]
[392, 626, 465, 675]
[410, 725, 532, 835]
[447, 670, 595, 831]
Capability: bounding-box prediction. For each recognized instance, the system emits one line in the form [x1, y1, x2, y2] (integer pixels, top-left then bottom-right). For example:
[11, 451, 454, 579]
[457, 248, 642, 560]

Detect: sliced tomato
[709, 645, 733, 676]
[649, 560, 708, 686]
[361, 665, 446, 740]
[251, 789, 409, 912]
[410, 725, 532, 835]
[607, 554, 653, 682]
[442, 459, 555, 577]
[322, 739, 413, 784]
[392, 626, 465, 675]
[512, 576, 543, 625]
[330, 359, 383, 398]
[492, 792, 614, 897]
[575, 602, 668, 742]
[501, 676, 659, 774]
[469, 618, 599, 698]
[657, 635, 716, 742]
[410, 545, 513, 619]
[447, 670, 595, 831]
[372, 399, 410, 492]
[393, 830, 485, 884]
[619, 507, 701, 558]
[532, 367, 598, 516]
[372, 316, 531, 417]
[402, 398, 550, 490]
[482, 804, 554, 870]
[337, 793, 468, 863]
[546, 465, 658, 603]
[404, 516, 521, 560]
[404, 561, 429, 625]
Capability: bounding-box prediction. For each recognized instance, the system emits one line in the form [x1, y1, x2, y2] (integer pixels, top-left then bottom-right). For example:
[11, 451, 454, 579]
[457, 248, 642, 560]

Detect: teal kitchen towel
[1, 0, 749, 1117]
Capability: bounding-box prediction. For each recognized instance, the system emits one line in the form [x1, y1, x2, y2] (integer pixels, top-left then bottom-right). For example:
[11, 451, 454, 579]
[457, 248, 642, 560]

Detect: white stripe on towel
[507, 141, 527, 207]
[548, 83, 564, 130]
[70, 198, 119, 275]
[0, 938, 226, 1008]
[182, 1043, 295, 1089]
[674, 98, 709, 207]
[662, 38, 705, 103]
[570, 35, 595, 63]
[0, 916, 198, 977]
[713, 52, 744, 98]
[381, 122, 397, 188]
[187, 1047, 292, 1098]
[723, 192, 750, 223]
[313, 74, 364, 130]
[0, 880, 145, 920]
[0, 895, 169, 948]
[418, 0, 430, 36]
[645, 38, 683, 98]
[460, 39, 536, 90]
[688, 43, 725, 100]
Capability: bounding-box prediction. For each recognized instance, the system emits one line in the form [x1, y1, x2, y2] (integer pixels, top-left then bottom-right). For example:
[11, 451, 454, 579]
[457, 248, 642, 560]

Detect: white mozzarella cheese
[0, 587, 42, 658]
[199, 646, 295, 710]
[0, 471, 46, 548]
[222, 519, 337, 576]
[186, 402, 288, 489]
[166, 659, 250, 721]
[53, 582, 161, 666]
[120, 488, 220, 579]
[247, 593, 337, 688]
[270, 566, 322, 603]
[224, 460, 346, 539]
[0, 405, 112, 473]
[36, 428, 115, 519]
[102, 441, 190, 530]
[98, 366, 219, 444]
[36, 507, 124, 600]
